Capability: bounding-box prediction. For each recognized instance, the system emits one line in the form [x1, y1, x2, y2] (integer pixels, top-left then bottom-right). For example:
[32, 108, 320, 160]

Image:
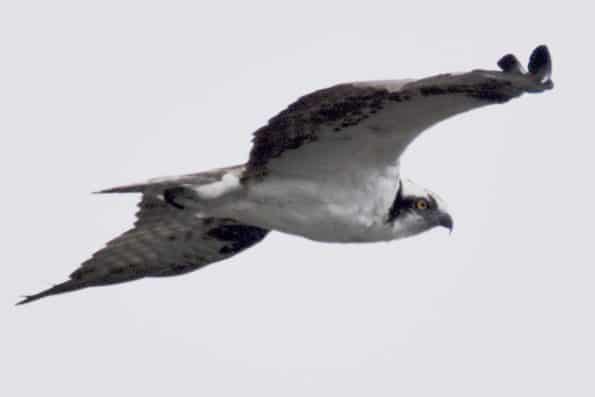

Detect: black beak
[438, 213, 454, 234]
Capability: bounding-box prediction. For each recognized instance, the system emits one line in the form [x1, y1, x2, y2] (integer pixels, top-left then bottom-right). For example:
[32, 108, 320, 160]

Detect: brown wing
[18, 194, 269, 304]
[244, 45, 553, 182]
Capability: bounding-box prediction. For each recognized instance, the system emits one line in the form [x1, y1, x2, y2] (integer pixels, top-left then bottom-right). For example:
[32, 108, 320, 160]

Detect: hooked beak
[438, 213, 454, 234]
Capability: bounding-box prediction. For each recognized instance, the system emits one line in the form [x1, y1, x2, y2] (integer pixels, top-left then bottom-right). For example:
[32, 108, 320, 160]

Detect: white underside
[188, 99, 431, 242]
[195, 166, 401, 243]
[183, 76, 492, 242]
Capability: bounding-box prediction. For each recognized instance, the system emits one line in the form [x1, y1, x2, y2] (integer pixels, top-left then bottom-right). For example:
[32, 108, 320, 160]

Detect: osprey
[19, 45, 553, 304]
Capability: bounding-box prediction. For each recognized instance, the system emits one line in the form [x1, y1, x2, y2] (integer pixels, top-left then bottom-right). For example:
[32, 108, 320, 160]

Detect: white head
[387, 178, 453, 239]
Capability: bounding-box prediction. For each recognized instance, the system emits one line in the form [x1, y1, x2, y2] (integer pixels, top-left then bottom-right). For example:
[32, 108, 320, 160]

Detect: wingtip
[16, 290, 52, 305]
[529, 45, 550, 70]
[497, 45, 553, 92]
[16, 280, 83, 306]
[497, 54, 526, 74]
[16, 294, 41, 306]
[528, 44, 552, 84]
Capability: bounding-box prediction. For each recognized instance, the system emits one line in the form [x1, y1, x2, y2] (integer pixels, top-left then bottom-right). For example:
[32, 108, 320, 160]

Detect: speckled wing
[18, 194, 269, 304]
[245, 45, 553, 182]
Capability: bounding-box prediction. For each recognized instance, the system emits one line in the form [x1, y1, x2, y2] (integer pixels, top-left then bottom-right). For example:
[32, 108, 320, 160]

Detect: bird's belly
[222, 176, 397, 243]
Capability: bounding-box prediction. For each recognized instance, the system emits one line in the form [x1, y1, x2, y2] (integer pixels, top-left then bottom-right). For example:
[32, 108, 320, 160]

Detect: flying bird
[19, 45, 553, 304]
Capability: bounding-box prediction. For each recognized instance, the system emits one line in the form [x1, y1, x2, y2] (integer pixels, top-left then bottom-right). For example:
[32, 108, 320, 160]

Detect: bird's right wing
[18, 193, 269, 304]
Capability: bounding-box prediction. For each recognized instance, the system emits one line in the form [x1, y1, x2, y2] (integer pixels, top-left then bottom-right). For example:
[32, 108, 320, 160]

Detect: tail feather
[95, 181, 161, 194]
[95, 178, 184, 194]
[96, 166, 246, 194]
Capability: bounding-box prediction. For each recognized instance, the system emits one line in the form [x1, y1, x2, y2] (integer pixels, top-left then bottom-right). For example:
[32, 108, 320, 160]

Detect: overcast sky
[2, 1, 593, 396]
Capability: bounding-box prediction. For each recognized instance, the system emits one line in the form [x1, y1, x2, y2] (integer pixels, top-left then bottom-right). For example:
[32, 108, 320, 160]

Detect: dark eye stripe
[387, 184, 439, 223]
[387, 182, 404, 222]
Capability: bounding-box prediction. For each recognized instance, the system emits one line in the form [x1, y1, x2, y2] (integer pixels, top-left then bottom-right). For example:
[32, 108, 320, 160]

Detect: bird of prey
[19, 45, 553, 304]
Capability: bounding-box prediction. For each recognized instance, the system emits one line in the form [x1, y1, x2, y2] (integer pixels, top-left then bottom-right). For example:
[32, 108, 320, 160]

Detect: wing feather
[18, 194, 269, 304]
[244, 45, 553, 182]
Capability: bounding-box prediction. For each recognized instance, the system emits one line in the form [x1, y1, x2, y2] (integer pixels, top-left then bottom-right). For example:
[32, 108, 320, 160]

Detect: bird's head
[388, 178, 453, 239]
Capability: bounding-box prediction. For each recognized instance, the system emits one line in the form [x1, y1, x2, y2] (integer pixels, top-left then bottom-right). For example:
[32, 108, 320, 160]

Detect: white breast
[219, 166, 400, 243]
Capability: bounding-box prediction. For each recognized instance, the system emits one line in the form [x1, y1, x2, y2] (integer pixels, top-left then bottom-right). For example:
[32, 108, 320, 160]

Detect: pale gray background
[1, 1, 593, 396]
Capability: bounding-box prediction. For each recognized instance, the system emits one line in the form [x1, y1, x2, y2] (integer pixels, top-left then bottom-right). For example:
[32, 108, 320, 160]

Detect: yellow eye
[415, 199, 429, 210]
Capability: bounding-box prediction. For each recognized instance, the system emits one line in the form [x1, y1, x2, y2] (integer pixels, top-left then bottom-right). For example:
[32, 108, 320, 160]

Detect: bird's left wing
[18, 194, 269, 304]
[244, 45, 553, 183]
